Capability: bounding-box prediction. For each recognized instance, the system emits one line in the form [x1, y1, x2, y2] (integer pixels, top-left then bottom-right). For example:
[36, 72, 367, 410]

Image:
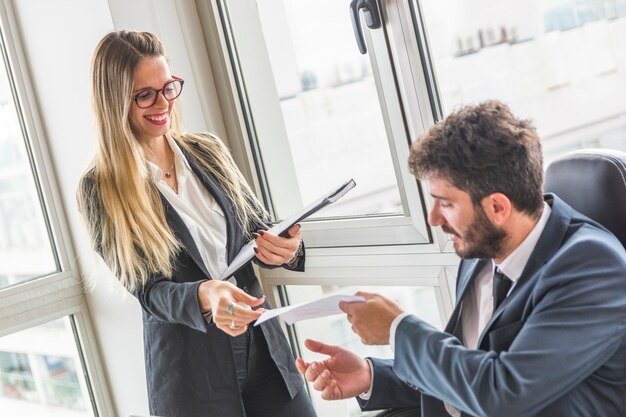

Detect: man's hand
[296, 339, 372, 400]
[340, 292, 404, 345]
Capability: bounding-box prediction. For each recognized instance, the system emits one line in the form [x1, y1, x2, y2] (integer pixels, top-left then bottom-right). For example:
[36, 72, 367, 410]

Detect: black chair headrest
[544, 149, 626, 248]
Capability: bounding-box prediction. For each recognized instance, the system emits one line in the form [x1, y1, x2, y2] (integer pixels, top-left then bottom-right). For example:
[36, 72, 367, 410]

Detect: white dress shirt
[147, 135, 229, 280]
[460, 202, 551, 350]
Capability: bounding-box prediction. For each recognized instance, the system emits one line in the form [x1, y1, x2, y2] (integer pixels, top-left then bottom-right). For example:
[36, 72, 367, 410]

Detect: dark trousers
[232, 325, 317, 417]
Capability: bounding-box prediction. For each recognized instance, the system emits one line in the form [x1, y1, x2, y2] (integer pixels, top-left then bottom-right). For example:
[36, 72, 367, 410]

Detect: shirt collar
[493, 202, 551, 283]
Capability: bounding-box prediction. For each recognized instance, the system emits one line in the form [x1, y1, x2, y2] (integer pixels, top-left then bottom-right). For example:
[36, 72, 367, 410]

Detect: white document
[254, 294, 365, 326]
[219, 179, 357, 280]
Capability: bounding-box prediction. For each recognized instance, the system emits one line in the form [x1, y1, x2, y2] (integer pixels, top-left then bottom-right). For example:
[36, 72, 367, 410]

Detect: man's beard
[443, 205, 507, 259]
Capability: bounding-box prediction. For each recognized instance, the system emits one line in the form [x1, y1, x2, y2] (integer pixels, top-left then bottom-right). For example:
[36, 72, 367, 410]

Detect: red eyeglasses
[133, 76, 185, 109]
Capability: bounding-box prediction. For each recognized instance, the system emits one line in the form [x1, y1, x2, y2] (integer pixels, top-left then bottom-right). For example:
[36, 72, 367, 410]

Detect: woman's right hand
[198, 280, 266, 336]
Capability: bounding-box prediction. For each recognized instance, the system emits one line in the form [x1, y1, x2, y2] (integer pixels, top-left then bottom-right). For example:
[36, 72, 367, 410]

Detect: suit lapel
[158, 140, 244, 280]
[516, 195, 571, 285]
[445, 258, 488, 337]
[476, 194, 573, 346]
[160, 194, 212, 279]
[178, 143, 241, 264]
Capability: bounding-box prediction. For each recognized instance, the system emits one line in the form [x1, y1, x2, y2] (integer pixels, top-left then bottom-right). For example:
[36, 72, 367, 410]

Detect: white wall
[10, 1, 225, 415]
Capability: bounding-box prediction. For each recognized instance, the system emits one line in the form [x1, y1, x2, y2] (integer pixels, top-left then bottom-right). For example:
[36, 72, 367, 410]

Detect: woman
[78, 31, 316, 417]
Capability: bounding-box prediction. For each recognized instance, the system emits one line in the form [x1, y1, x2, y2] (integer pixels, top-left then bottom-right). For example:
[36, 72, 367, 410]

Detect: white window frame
[198, 0, 436, 247]
[0, 1, 114, 415]
[193, 0, 460, 329]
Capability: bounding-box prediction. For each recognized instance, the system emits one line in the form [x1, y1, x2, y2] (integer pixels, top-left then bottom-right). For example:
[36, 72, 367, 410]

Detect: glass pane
[239, 0, 404, 219]
[420, 0, 626, 164]
[285, 284, 443, 417]
[0, 317, 95, 417]
[0, 42, 57, 288]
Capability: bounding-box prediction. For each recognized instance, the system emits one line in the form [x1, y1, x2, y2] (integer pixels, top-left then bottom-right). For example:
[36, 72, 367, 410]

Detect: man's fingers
[304, 362, 323, 383]
[355, 291, 377, 299]
[339, 301, 357, 314]
[321, 380, 339, 401]
[304, 338, 339, 356]
[312, 369, 333, 392]
[295, 357, 308, 374]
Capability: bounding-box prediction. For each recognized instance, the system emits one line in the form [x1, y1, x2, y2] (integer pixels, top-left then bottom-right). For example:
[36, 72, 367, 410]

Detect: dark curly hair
[408, 100, 544, 217]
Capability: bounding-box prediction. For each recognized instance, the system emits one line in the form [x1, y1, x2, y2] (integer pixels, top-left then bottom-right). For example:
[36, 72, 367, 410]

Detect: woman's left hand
[254, 224, 301, 266]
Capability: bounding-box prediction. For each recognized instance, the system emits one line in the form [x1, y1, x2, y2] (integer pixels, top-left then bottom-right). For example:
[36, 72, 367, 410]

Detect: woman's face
[130, 56, 175, 143]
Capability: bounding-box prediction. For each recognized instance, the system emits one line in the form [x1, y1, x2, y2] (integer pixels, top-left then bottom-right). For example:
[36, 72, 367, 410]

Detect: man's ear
[481, 193, 511, 226]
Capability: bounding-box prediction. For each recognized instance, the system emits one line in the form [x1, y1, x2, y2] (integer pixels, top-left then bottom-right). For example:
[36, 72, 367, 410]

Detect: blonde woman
[78, 31, 316, 417]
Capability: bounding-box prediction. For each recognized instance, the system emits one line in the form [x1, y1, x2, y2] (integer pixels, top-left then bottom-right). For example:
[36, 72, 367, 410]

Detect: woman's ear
[481, 193, 511, 226]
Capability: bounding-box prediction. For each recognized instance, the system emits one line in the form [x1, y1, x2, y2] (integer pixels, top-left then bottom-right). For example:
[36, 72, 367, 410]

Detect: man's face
[427, 175, 506, 259]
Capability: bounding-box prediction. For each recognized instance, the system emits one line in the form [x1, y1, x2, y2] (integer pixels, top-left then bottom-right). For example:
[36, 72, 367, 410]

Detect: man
[296, 101, 626, 417]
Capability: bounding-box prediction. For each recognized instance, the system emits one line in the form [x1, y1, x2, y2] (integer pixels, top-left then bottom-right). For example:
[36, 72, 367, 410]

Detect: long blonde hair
[78, 31, 267, 292]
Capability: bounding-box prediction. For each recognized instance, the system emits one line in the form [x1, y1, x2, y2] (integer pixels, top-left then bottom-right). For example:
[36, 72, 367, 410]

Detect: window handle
[350, 0, 382, 54]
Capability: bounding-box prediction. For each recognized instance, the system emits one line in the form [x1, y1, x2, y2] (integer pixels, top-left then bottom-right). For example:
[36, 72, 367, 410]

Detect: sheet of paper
[219, 179, 356, 280]
[254, 294, 365, 326]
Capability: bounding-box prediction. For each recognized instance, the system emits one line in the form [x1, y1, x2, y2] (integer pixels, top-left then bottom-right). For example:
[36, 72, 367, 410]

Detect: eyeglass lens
[134, 79, 184, 109]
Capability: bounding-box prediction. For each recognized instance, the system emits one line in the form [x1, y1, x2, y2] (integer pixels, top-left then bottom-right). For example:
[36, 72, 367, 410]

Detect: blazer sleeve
[79, 173, 211, 333]
[357, 358, 422, 411]
[391, 231, 626, 417]
[132, 274, 211, 333]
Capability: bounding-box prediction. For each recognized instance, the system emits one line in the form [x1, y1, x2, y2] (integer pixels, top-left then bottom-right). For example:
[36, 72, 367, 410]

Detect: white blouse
[146, 135, 230, 280]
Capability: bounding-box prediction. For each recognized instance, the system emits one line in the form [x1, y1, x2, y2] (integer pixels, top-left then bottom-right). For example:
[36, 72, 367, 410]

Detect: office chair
[544, 148, 626, 248]
[372, 148, 626, 417]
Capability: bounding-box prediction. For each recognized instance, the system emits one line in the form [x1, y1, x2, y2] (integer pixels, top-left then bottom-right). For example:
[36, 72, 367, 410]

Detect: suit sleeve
[132, 275, 211, 333]
[391, 231, 626, 417]
[79, 173, 212, 333]
[357, 358, 422, 411]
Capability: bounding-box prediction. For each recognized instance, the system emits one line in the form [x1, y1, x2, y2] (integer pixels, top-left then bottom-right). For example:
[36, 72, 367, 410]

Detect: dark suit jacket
[82, 140, 305, 417]
[361, 194, 626, 417]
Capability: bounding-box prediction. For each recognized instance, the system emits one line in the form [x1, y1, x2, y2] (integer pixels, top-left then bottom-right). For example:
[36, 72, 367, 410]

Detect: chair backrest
[544, 148, 626, 248]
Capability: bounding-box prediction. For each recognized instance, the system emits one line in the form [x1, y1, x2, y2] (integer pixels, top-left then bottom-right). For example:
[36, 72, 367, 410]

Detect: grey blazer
[360, 194, 626, 417]
[82, 140, 305, 417]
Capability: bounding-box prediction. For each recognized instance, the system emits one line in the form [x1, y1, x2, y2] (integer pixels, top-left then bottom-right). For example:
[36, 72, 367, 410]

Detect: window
[0, 317, 96, 416]
[0, 14, 56, 289]
[206, 0, 431, 248]
[0, 3, 111, 416]
[286, 284, 442, 416]
[197, 1, 458, 415]
[418, 0, 626, 161]
[197, 1, 626, 416]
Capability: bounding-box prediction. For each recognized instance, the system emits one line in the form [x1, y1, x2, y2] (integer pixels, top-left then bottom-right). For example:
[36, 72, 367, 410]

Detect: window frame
[198, 0, 438, 248]
[195, 0, 458, 322]
[0, 1, 114, 415]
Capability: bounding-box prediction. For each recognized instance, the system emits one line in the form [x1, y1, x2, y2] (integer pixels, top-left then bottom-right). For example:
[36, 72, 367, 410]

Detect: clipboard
[220, 179, 356, 280]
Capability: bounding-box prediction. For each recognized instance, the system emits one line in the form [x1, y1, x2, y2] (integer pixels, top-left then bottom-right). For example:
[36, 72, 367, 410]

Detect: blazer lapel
[515, 194, 571, 285]
[445, 258, 488, 337]
[178, 143, 241, 264]
[160, 194, 212, 279]
[476, 194, 573, 346]
[157, 140, 245, 281]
